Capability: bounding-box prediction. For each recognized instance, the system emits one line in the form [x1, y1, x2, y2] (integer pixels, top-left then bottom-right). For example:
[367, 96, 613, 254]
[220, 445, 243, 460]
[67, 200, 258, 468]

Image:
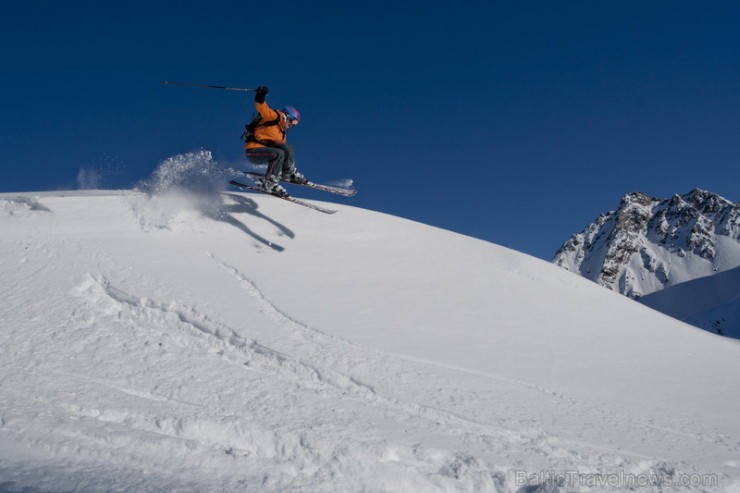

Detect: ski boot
[281, 169, 308, 185]
[260, 176, 289, 197]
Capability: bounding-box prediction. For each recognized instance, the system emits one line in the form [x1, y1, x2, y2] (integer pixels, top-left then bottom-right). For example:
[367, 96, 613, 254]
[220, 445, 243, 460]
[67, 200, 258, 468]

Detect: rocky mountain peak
[553, 189, 740, 299]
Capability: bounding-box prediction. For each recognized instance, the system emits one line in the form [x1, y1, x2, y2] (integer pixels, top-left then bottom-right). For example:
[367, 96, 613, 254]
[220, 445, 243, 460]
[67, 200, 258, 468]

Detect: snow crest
[0, 196, 51, 217]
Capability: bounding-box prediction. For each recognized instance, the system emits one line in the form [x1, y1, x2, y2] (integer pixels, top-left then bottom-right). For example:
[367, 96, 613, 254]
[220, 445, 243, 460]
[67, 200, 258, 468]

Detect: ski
[220, 167, 357, 197]
[228, 180, 338, 214]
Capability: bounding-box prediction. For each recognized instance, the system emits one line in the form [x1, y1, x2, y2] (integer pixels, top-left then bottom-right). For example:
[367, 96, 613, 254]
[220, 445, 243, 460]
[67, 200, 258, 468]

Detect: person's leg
[245, 147, 288, 194]
[269, 144, 296, 178]
[272, 144, 307, 183]
[246, 147, 286, 179]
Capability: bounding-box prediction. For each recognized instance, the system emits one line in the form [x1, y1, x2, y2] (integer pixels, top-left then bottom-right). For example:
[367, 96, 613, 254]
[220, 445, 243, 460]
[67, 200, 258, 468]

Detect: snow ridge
[1, 196, 52, 216]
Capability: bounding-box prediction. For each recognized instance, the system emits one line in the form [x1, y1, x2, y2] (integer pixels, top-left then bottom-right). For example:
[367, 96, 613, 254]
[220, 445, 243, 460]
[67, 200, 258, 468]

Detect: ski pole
[160, 81, 257, 92]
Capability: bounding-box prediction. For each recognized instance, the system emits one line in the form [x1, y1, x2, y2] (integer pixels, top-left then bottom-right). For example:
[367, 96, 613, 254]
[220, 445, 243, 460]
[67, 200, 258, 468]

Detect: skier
[244, 86, 306, 196]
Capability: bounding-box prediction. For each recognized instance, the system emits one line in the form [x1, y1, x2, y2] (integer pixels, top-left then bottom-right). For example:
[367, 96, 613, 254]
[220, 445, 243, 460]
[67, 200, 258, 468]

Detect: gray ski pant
[245, 143, 296, 180]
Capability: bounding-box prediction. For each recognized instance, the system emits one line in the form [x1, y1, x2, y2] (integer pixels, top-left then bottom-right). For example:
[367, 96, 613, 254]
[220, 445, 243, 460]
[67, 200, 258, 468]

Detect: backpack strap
[244, 113, 284, 146]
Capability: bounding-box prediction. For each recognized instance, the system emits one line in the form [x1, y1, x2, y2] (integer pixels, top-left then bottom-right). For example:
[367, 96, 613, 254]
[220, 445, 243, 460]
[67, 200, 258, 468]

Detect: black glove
[255, 86, 269, 103]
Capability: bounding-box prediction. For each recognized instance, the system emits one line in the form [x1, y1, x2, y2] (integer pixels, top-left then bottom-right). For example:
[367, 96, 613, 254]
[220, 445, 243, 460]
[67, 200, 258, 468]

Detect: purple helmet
[283, 105, 301, 123]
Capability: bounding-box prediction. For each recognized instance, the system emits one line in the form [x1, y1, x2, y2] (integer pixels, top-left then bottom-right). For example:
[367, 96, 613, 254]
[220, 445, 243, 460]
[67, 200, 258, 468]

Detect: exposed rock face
[553, 189, 740, 299]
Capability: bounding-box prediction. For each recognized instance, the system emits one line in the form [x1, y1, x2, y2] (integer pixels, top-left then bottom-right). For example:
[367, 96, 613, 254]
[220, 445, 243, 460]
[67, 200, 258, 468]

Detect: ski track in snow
[209, 250, 735, 452]
[74, 273, 375, 401]
[201, 253, 725, 489]
[60, 268, 632, 491]
[207, 250, 571, 401]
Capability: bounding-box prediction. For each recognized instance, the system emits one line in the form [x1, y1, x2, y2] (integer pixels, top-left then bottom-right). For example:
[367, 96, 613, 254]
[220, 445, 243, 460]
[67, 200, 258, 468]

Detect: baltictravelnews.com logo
[514, 470, 719, 489]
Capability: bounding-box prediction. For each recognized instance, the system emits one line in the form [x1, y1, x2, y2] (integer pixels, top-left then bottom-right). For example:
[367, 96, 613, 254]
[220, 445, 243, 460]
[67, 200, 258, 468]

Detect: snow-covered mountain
[2, 155, 740, 492]
[553, 189, 740, 335]
[553, 189, 740, 299]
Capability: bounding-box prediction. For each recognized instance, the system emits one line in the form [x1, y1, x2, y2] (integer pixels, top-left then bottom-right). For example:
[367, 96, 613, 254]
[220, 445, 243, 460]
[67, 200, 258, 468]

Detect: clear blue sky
[1, 1, 738, 259]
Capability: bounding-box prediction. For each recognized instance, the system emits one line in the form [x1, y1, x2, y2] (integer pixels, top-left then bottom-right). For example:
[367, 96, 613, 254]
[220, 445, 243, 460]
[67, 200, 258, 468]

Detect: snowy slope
[640, 266, 740, 338]
[2, 156, 740, 492]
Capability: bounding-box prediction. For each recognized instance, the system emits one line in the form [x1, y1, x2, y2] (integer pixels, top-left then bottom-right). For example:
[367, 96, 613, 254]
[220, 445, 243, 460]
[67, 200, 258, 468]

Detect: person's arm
[254, 86, 279, 120]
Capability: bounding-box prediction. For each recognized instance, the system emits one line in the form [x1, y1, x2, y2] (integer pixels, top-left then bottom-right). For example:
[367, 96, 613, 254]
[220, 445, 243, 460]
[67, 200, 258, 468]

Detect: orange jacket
[244, 101, 290, 150]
